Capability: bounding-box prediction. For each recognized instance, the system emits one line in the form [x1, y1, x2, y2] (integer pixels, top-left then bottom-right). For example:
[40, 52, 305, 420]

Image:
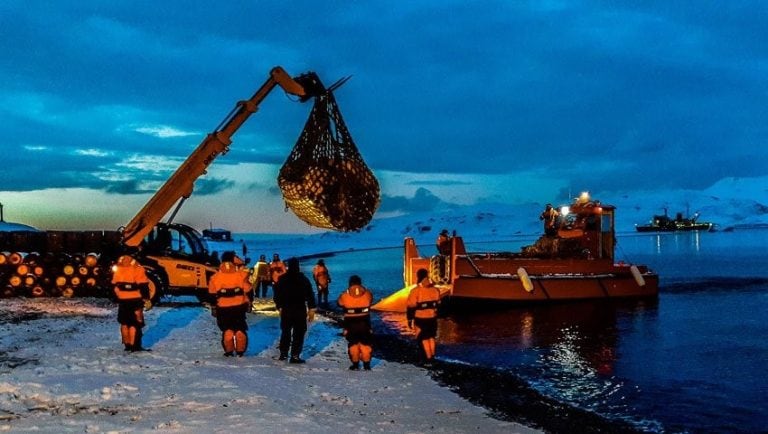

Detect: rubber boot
[349, 361, 360, 370]
[363, 361, 371, 371]
[131, 329, 146, 352]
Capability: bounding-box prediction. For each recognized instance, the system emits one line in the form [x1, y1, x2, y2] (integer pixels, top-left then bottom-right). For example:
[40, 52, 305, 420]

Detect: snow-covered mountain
[286, 175, 768, 253]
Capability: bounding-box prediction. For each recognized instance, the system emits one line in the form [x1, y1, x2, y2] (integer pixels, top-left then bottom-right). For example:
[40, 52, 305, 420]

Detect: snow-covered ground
[3, 176, 766, 432]
[0, 297, 536, 433]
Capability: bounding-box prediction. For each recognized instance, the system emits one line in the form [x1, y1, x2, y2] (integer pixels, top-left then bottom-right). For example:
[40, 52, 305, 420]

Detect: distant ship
[202, 227, 232, 241]
[635, 208, 714, 232]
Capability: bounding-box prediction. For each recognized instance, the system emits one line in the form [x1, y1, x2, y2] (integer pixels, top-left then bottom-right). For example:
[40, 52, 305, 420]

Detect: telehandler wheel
[145, 270, 166, 305]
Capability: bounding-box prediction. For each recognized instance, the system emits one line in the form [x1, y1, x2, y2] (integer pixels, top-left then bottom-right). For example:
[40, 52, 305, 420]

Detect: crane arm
[121, 66, 324, 247]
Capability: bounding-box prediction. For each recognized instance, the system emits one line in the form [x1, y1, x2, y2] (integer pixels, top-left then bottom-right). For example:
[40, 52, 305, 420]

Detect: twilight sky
[1, 1, 766, 233]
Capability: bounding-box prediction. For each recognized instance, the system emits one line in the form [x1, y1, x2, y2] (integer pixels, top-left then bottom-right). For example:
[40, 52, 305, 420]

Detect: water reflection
[327, 231, 767, 433]
[379, 299, 658, 376]
[377, 299, 659, 424]
[651, 231, 702, 254]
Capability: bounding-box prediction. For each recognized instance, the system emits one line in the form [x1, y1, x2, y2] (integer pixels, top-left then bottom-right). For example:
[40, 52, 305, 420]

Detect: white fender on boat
[630, 265, 646, 287]
[517, 267, 534, 293]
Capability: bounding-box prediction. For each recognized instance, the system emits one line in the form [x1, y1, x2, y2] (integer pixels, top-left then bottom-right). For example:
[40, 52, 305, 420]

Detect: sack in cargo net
[278, 91, 380, 232]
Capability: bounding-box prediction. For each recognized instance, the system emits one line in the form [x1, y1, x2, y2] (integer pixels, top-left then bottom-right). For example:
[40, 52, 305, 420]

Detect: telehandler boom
[120, 67, 325, 300]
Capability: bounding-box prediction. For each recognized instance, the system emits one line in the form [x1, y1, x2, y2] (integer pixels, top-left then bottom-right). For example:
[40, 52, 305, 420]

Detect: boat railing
[453, 253, 483, 277]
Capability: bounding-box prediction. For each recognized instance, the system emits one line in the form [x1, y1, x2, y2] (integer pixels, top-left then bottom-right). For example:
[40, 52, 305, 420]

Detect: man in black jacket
[273, 257, 317, 363]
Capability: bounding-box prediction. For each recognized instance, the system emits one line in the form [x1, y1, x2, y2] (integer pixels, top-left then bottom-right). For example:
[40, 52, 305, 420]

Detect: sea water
[234, 229, 768, 433]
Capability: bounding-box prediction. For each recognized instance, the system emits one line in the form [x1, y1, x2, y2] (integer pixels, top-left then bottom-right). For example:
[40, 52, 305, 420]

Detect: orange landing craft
[373, 195, 659, 312]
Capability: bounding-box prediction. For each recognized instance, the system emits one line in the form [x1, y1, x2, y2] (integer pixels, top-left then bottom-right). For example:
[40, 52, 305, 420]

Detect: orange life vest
[112, 255, 149, 301]
[407, 279, 441, 319]
[208, 262, 250, 308]
[337, 284, 372, 318]
[253, 261, 270, 281]
[269, 260, 286, 283]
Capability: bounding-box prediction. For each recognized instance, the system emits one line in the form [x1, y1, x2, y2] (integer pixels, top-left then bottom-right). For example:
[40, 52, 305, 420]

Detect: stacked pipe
[0, 251, 110, 298]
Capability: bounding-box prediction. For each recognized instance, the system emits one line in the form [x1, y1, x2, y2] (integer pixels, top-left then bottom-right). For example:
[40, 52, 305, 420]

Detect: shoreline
[0, 297, 537, 433]
[351, 315, 646, 434]
[318, 304, 644, 433]
[1, 295, 647, 433]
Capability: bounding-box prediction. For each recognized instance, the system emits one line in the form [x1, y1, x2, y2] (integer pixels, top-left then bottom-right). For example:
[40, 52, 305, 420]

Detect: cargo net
[278, 91, 380, 232]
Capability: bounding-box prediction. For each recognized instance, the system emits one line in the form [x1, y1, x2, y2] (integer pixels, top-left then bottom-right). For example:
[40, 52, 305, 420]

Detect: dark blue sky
[1, 1, 766, 232]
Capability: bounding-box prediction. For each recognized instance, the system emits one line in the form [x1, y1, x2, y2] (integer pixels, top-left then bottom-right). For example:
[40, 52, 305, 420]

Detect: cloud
[104, 180, 149, 195]
[23, 145, 48, 151]
[194, 178, 235, 196]
[115, 155, 181, 174]
[75, 148, 111, 157]
[133, 125, 198, 138]
[267, 186, 282, 197]
[406, 180, 472, 187]
[1, 1, 767, 224]
[378, 187, 452, 213]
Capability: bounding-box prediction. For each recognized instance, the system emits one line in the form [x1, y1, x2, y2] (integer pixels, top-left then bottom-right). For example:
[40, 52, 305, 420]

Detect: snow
[250, 175, 768, 255]
[4, 176, 767, 432]
[0, 297, 536, 433]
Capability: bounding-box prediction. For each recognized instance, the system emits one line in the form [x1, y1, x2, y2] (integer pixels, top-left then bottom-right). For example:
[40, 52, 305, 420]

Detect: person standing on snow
[250, 254, 271, 298]
[208, 252, 251, 357]
[112, 254, 152, 352]
[312, 259, 332, 307]
[337, 275, 374, 370]
[406, 268, 441, 367]
[269, 253, 287, 288]
[273, 257, 316, 364]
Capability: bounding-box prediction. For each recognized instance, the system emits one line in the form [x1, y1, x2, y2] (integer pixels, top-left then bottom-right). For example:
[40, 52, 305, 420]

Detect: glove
[143, 299, 152, 311]
[139, 283, 150, 299]
[307, 309, 316, 323]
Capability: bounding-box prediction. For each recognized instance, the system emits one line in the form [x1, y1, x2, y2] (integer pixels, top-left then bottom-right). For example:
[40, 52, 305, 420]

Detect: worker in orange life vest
[337, 275, 374, 370]
[112, 254, 151, 352]
[208, 252, 251, 357]
[312, 259, 332, 307]
[269, 253, 287, 287]
[250, 254, 271, 298]
[406, 268, 441, 366]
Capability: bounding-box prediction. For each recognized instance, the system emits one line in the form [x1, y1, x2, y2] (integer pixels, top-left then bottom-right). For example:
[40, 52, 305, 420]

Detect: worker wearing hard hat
[406, 268, 441, 367]
[112, 254, 151, 352]
[337, 275, 374, 370]
[208, 252, 251, 357]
